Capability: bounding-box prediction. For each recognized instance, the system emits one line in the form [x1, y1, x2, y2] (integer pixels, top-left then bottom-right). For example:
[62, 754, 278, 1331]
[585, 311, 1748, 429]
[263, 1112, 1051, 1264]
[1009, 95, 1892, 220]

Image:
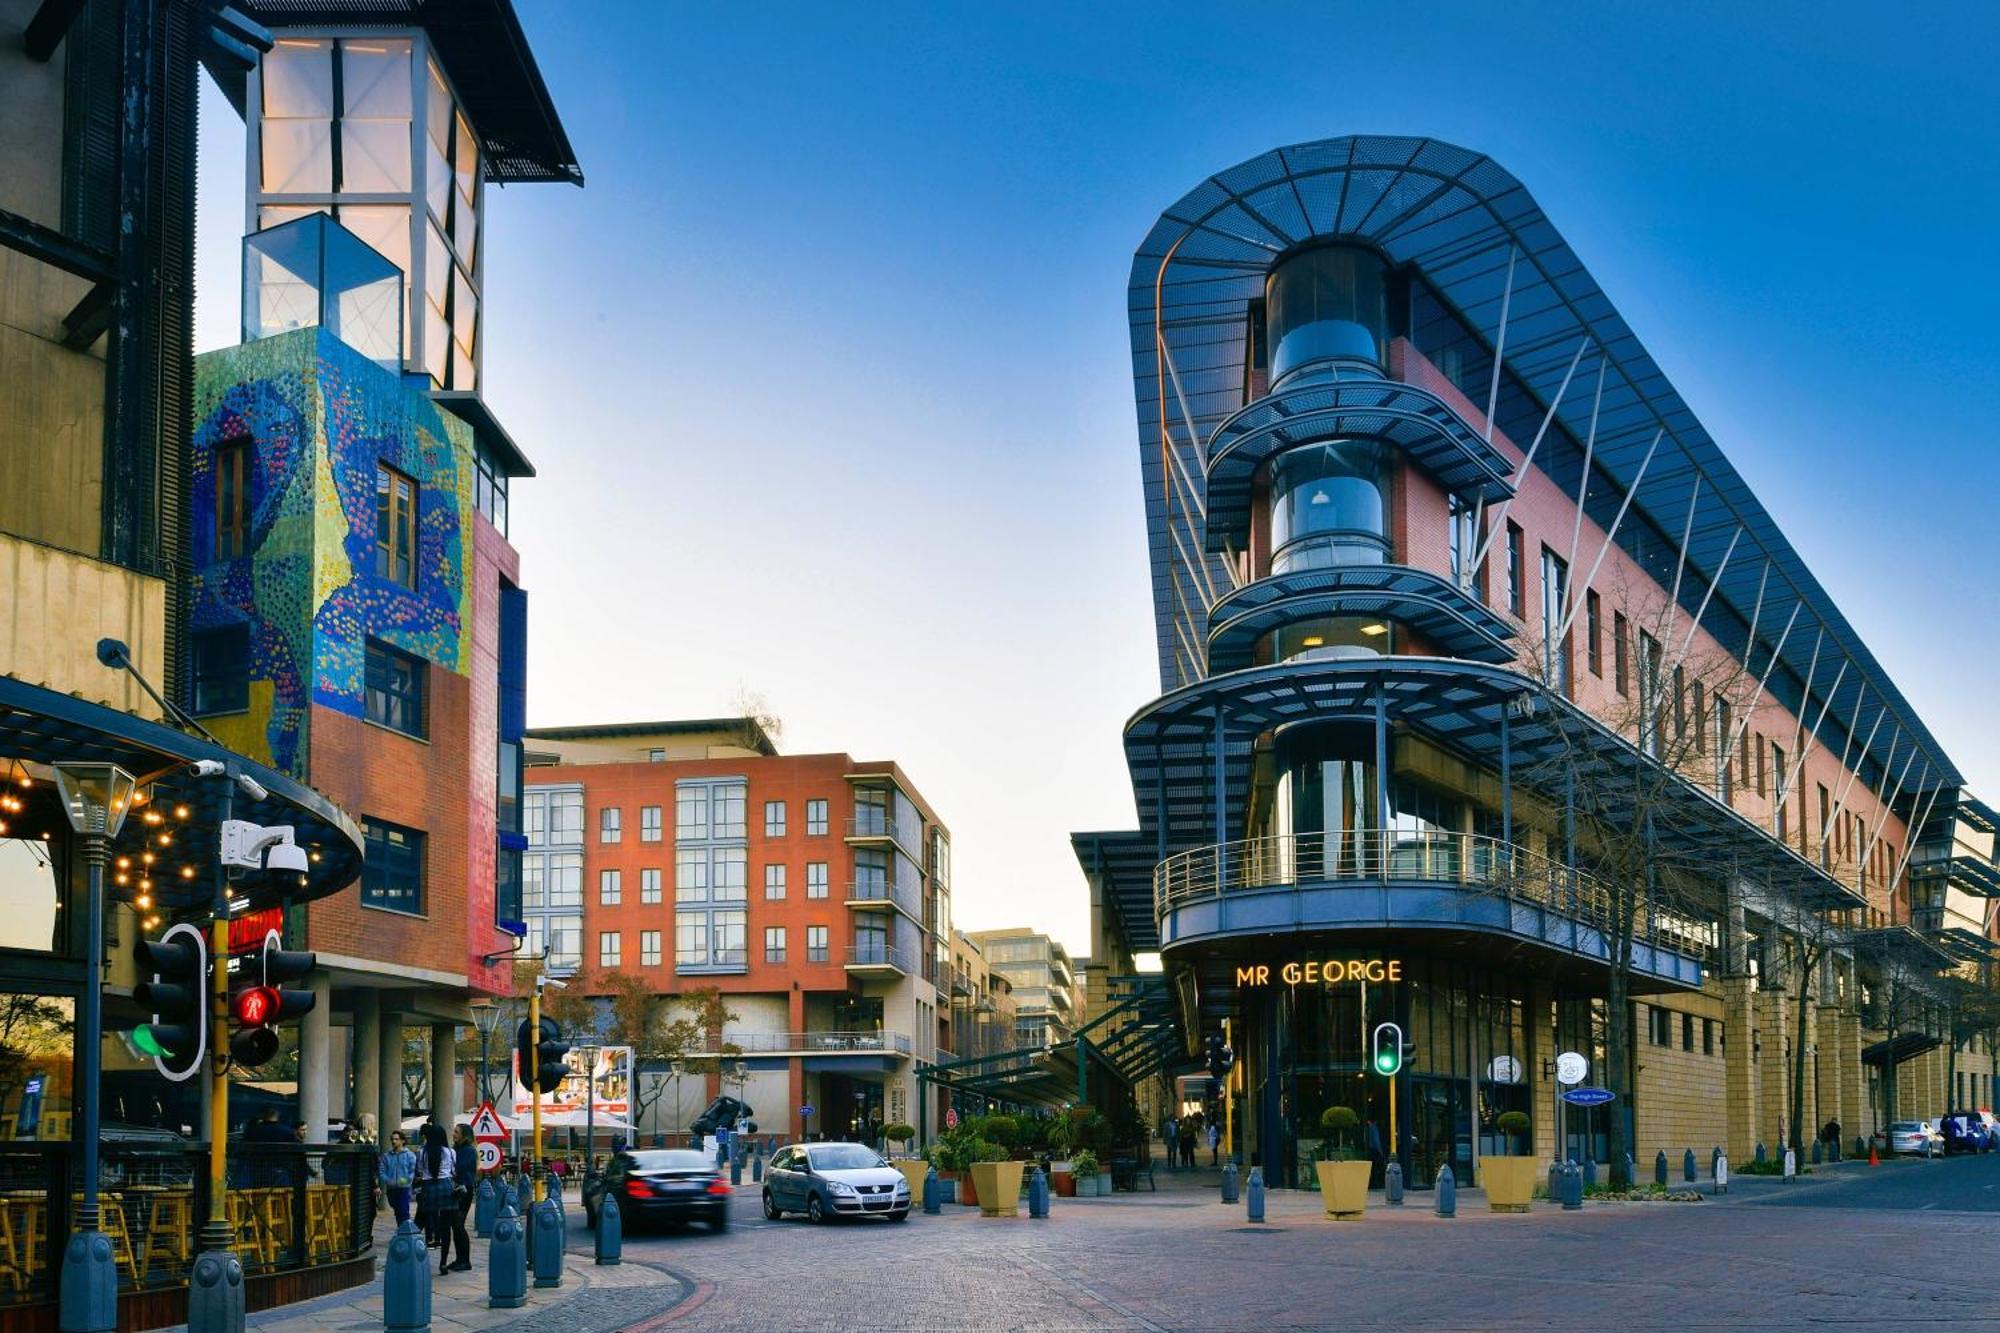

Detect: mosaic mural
[191, 327, 473, 776]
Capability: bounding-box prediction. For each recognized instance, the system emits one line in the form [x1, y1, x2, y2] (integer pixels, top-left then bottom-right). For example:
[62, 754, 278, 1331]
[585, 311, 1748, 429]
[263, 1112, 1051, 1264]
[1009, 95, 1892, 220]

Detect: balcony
[844, 944, 910, 977]
[1154, 829, 1713, 989]
[845, 811, 923, 858]
[722, 1030, 913, 1056]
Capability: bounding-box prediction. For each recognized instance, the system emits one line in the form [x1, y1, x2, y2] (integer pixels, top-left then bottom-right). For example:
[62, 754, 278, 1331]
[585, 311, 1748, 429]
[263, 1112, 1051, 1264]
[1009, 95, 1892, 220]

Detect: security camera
[191, 759, 226, 777]
[265, 842, 309, 875]
[235, 773, 269, 802]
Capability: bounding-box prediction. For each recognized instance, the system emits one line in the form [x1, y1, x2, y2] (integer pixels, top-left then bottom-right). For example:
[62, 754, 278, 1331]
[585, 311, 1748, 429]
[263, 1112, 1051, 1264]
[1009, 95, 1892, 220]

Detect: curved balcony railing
[1153, 830, 1718, 965]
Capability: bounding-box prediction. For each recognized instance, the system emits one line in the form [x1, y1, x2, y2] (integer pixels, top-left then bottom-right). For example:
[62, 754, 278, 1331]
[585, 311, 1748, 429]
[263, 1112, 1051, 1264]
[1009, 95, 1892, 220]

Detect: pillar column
[1722, 976, 1758, 1163]
[1757, 988, 1791, 1149]
[1838, 1007, 1867, 1143]
[298, 971, 333, 1143]
[1529, 981, 1559, 1164]
[353, 989, 380, 1139]
[431, 1022, 458, 1120]
[1817, 1002, 1845, 1140]
[378, 1011, 405, 1142]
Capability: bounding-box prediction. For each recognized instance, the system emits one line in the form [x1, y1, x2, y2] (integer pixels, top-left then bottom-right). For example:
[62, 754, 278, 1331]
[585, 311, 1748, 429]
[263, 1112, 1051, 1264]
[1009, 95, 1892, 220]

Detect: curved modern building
[1074, 136, 1999, 1189]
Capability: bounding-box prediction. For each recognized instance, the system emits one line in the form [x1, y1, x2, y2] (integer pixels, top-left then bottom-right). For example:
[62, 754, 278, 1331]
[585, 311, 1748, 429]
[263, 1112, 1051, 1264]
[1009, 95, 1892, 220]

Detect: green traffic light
[1375, 1052, 1397, 1074]
[133, 1025, 167, 1058]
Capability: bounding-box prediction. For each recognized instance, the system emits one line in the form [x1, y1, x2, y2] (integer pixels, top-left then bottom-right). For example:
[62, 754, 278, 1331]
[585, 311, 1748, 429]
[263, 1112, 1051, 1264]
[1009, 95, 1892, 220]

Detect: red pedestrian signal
[227, 929, 316, 1068]
[232, 985, 278, 1026]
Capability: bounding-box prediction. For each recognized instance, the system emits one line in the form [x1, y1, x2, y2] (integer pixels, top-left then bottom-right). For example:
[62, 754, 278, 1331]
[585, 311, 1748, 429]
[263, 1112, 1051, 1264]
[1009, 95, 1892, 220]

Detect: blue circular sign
[799, 1104, 815, 1117]
[1561, 1086, 1616, 1106]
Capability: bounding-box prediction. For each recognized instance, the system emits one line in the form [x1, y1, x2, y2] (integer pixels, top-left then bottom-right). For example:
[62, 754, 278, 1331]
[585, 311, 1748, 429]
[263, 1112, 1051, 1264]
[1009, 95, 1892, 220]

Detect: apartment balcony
[723, 1030, 913, 1057]
[1154, 829, 1712, 990]
[845, 880, 919, 917]
[844, 944, 910, 977]
[845, 812, 923, 858]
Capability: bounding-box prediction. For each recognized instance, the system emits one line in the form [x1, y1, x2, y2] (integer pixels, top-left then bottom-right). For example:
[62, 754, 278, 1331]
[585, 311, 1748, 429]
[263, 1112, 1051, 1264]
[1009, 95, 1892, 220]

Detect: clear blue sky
[195, 2, 2000, 953]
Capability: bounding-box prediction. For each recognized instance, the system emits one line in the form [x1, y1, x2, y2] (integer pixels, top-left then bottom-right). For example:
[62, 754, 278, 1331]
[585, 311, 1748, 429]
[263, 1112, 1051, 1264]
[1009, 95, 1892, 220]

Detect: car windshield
[808, 1145, 886, 1171]
[627, 1150, 711, 1172]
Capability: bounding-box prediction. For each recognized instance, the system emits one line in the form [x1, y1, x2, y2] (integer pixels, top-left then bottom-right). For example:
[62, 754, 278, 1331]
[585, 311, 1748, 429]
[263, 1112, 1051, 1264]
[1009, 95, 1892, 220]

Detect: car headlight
[893, 1180, 910, 1194]
[827, 1181, 858, 1196]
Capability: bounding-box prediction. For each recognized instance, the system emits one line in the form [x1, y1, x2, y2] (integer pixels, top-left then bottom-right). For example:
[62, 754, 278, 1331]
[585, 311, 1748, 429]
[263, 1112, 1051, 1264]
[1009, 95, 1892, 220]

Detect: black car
[583, 1149, 730, 1231]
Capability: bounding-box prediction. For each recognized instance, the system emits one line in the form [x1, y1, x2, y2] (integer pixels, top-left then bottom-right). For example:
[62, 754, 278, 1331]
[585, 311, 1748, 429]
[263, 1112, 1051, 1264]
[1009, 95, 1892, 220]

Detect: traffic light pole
[529, 984, 545, 1203]
[57, 835, 115, 1332]
[187, 772, 242, 1333]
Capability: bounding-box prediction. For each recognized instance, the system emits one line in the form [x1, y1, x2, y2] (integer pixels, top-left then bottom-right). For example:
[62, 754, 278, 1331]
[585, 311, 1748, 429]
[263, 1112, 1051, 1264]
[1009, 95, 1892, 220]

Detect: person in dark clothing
[417, 1121, 454, 1258]
[244, 1108, 292, 1142]
[443, 1125, 475, 1273]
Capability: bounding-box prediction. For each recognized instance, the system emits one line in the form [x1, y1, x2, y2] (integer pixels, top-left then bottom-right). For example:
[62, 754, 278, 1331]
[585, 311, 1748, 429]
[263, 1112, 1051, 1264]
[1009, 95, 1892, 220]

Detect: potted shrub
[1070, 1149, 1101, 1196]
[925, 1123, 975, 1203]
[883, 1123, 926, 1195]
[969, 1139, 1024, 1216]
[1314, 1106, 1370, 1220]
[1481, 1111, 1537, 1212]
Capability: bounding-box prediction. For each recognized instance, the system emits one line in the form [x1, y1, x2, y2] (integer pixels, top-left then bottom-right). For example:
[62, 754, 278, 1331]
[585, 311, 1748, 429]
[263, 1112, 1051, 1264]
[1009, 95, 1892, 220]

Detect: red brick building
[522, 720, 955, 1144]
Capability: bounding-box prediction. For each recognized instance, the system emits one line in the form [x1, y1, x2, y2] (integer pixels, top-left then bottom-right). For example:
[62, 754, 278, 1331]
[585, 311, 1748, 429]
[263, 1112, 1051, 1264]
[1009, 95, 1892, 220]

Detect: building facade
[946, 929, 1019, 1064]
[1075, 136, 1999, 1190]
[523, 720, 956, 1145]
[185, 0, 580, 1143]
[967, 929, 1079, 1050]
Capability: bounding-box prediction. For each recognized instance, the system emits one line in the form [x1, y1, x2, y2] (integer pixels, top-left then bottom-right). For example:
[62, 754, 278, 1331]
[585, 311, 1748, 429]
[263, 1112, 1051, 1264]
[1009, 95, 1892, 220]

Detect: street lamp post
[470, 999, 504, 1106]
[53, 761, 136, 1333]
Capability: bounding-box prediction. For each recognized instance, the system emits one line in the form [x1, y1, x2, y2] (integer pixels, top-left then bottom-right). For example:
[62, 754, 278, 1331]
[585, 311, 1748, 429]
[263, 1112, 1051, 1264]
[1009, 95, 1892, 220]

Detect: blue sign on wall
[1562, 1087, 1616, 1106]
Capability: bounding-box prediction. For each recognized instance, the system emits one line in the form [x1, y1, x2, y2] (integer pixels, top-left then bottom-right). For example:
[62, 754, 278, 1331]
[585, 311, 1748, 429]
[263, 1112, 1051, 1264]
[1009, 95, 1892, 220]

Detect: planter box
[972, 1161, 1025, 1216]
[1074, 1174, 1099, 1197]
[895, 1160, 931, 1200]
[1096, 1172, 1113, 1196]
[1481, 1155, 1538, 1212]
[1314, 1159, 1371, 1219]
[1050, 1165, 1076, 1197]
[956, 1172, 979, 1207]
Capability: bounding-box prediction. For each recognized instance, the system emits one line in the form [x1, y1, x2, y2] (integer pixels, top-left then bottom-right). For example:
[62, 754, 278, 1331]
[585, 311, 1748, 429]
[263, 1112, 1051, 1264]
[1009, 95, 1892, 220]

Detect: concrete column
[1838, 1008, 1868, 1141]
[431, 1022, 458, 1120]
[1722, 976, 1758, 1163]
[353, 989, 380, 1139]
[1817, 1003, 1845, 1138]
[298, 971, 334, 1143]
[1758, 989, 1791, 1147]
[379, 1011, 405, 1141]
[1529, 981, 1559, 1163]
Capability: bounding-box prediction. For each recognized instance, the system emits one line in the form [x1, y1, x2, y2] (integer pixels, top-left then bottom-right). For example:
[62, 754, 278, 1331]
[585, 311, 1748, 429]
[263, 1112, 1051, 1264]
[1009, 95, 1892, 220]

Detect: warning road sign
[468, 1101, 508, 1141]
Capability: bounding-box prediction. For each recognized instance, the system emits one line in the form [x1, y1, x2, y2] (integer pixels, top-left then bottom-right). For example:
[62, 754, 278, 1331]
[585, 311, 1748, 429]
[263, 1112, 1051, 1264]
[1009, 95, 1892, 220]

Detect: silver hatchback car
[761, 1142, 911, 1223]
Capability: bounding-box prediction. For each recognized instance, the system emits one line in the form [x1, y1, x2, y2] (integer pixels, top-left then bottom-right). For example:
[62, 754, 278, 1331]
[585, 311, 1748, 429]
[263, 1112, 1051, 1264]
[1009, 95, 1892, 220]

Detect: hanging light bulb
[180, 866, 196, 880]
[136, 894, 152, 910]
[174, 804, 190, 820]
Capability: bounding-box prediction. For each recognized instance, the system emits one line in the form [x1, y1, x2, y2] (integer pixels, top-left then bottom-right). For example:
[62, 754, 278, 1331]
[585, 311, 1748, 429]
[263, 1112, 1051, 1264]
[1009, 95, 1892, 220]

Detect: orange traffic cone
[1868, 1144, 1879, 1166]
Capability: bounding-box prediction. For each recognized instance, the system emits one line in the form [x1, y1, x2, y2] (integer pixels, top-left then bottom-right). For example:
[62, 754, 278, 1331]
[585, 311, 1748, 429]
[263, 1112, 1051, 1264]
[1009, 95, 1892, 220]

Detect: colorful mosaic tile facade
[191, 327, 473, 776]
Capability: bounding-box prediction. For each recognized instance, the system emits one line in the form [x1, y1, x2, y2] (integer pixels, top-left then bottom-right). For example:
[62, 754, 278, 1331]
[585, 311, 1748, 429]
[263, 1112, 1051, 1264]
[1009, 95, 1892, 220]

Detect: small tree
[1496, 1110, 1531, 1152]
[1319, 1105, 1360, 1161]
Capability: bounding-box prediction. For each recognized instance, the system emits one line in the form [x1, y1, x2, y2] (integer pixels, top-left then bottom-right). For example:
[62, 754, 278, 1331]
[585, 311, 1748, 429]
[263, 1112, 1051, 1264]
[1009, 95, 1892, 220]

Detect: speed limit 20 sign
[475, 1140, 502, 1172]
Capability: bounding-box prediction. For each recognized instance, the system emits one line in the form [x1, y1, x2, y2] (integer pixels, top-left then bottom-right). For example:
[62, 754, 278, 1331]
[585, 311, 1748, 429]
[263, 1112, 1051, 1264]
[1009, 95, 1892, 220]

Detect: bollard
[1435, 1164, 1456, 1217]
[730, 1149, 743, 1187]
[1547, 1160, 1562, 1202]
[923, 1166, 942, 1215]
[1712, 1151, 1729, 1196]
[1683, 1148, 1696, 1183]
[530, 1199, 565, 1290]
[1561, 1161, 1583, 1210]
[488, 1202, 526, 1310]
[1246, 1166, 1265, 1222]
[383, 1218, 432, 1332]
[1810, 1139, 1822, 1165]
[595, 1191, 622, 1266]
[1754, 1141, 1767, 1166]
[1027, 1167, 1049, 1219]
[753, 1149, 765, 1183]
[1654, 1150, 1667, 1186]
[1783, 1146, 1796, 1179]
[1710, 1145, 1721, 1180]
[1384, 1159, 1403, 1206]
[1582, 1156, 1597, 1189]
[474, 1177, 497, 1239]
[1221, 1160, 1239, 1204]
[185, 1247, 245, 1333]
[1829, 1136, 1841, 1163]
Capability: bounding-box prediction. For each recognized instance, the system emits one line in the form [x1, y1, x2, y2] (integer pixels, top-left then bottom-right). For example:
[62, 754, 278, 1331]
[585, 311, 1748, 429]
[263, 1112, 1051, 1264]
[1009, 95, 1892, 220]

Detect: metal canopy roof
[1129, 135, 1960, 799]
[1205, 565, 1515, 671]
[0, 675, 365, 913]
[220, 0, 582, 184]
[1087, 656, 1890, 956]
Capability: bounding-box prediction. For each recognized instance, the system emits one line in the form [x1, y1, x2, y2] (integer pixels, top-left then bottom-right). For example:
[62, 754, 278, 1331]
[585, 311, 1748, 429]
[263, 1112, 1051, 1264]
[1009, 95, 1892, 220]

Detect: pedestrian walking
[1181, 1120, 1197, 1169]
[416, 1121, 454, 1259]
[378, 1130, 417, 1225]
[443, 1125, 476, 1273]
[1164, 1117, 1179, 1170]
[1207, 1120, 1220, 1166]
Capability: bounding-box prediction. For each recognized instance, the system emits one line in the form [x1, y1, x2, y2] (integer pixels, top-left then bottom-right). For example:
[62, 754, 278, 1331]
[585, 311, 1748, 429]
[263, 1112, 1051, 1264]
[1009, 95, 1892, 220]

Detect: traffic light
[516, 1016, 572, 1094]
[1371, 1021, 1405, 1077]
[1203, 1032, 1234, 1078]
[133, 922, 208, 1081]
[229, 930, 316, 1068]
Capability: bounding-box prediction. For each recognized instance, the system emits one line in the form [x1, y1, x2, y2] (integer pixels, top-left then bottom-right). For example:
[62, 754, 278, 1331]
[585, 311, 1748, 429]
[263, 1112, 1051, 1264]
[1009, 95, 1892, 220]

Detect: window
[1613, 611, 1630, 696]
[711, 783, 746, 838]
[599, 869, 621, 906]
[675, 787, 706, 839]
[764, 800, 786, 837]
[640, 930, 661, 967]
[807, 924, 829, 963]
[1717, 699, 1734, 799]
[675, 848, 708, 900]
[1691, 680, 1706, 755]
[765, 863, 786, 900]
[364, 639, 426, 737]
[600, 807, 621, 843]
[535, 853, 582, 908]
[1637, 631, 1662, 758]
[1648, 1005, 1672, 1046]
[362, 819, 424, 915]
[649, 748, 666, 762]
[473, 444, 508, 534]
[1505, 521, 1524, 617]
[215, 440, 251, 559]
[675, 908, 746, 970]
[1585, 589, 1602, 677]
[1752, 732, 1765, 798]
[1448, 494, 1477, 592]
[765, 926, 787, 964]
[1671, 665, 1686, 742]
[640, 867, 661, 904]
[1703, 1018, 1716, 1055]
[374, 463, 418, 588]
[1682, 1012, 1694, 1052]
[806, 862, 828, 899]
[1540, 546, 1570, 690]
[525, 914, 581, 971]
[806, 799, 829, 836]
[191, 624, 251, 715]
[599, 931, 621, 968]
[1817, 784, 1831, 869]
[640, 806, 662, 842]
[1773, 745, 1788, 841]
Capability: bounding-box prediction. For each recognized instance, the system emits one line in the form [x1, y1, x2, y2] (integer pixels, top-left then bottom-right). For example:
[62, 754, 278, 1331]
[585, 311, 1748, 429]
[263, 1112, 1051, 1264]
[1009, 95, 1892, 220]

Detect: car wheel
[807, 1193, 828, 1225]
[762, 1190, 781, 1221]
[711, 1210, 730, 1233]
[888, 1209, 909, 1223]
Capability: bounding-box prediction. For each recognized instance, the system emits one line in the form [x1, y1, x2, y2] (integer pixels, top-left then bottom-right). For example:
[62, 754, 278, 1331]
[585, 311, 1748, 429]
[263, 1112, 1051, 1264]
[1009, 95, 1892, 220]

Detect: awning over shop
[1861, 1033, 1942, 1068]
[919, 977, 1186, 1109]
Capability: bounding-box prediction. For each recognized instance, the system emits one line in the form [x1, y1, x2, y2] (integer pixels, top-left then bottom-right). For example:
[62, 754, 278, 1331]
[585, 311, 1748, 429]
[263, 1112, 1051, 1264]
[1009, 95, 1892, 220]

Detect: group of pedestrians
[377, 1119, 475, 1274]
[1162, 1115, 1221, 1169]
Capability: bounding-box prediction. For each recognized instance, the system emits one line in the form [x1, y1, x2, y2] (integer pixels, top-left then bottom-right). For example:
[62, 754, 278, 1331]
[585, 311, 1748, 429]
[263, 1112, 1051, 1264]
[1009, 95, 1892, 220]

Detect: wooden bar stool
[253, 1187, 294, 1261]
[0, 1202, 22, 1293]
[225, 1191, 273, 1268]
[73, 1195, 139, 1284]
[139, 1190, 194, 1282]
